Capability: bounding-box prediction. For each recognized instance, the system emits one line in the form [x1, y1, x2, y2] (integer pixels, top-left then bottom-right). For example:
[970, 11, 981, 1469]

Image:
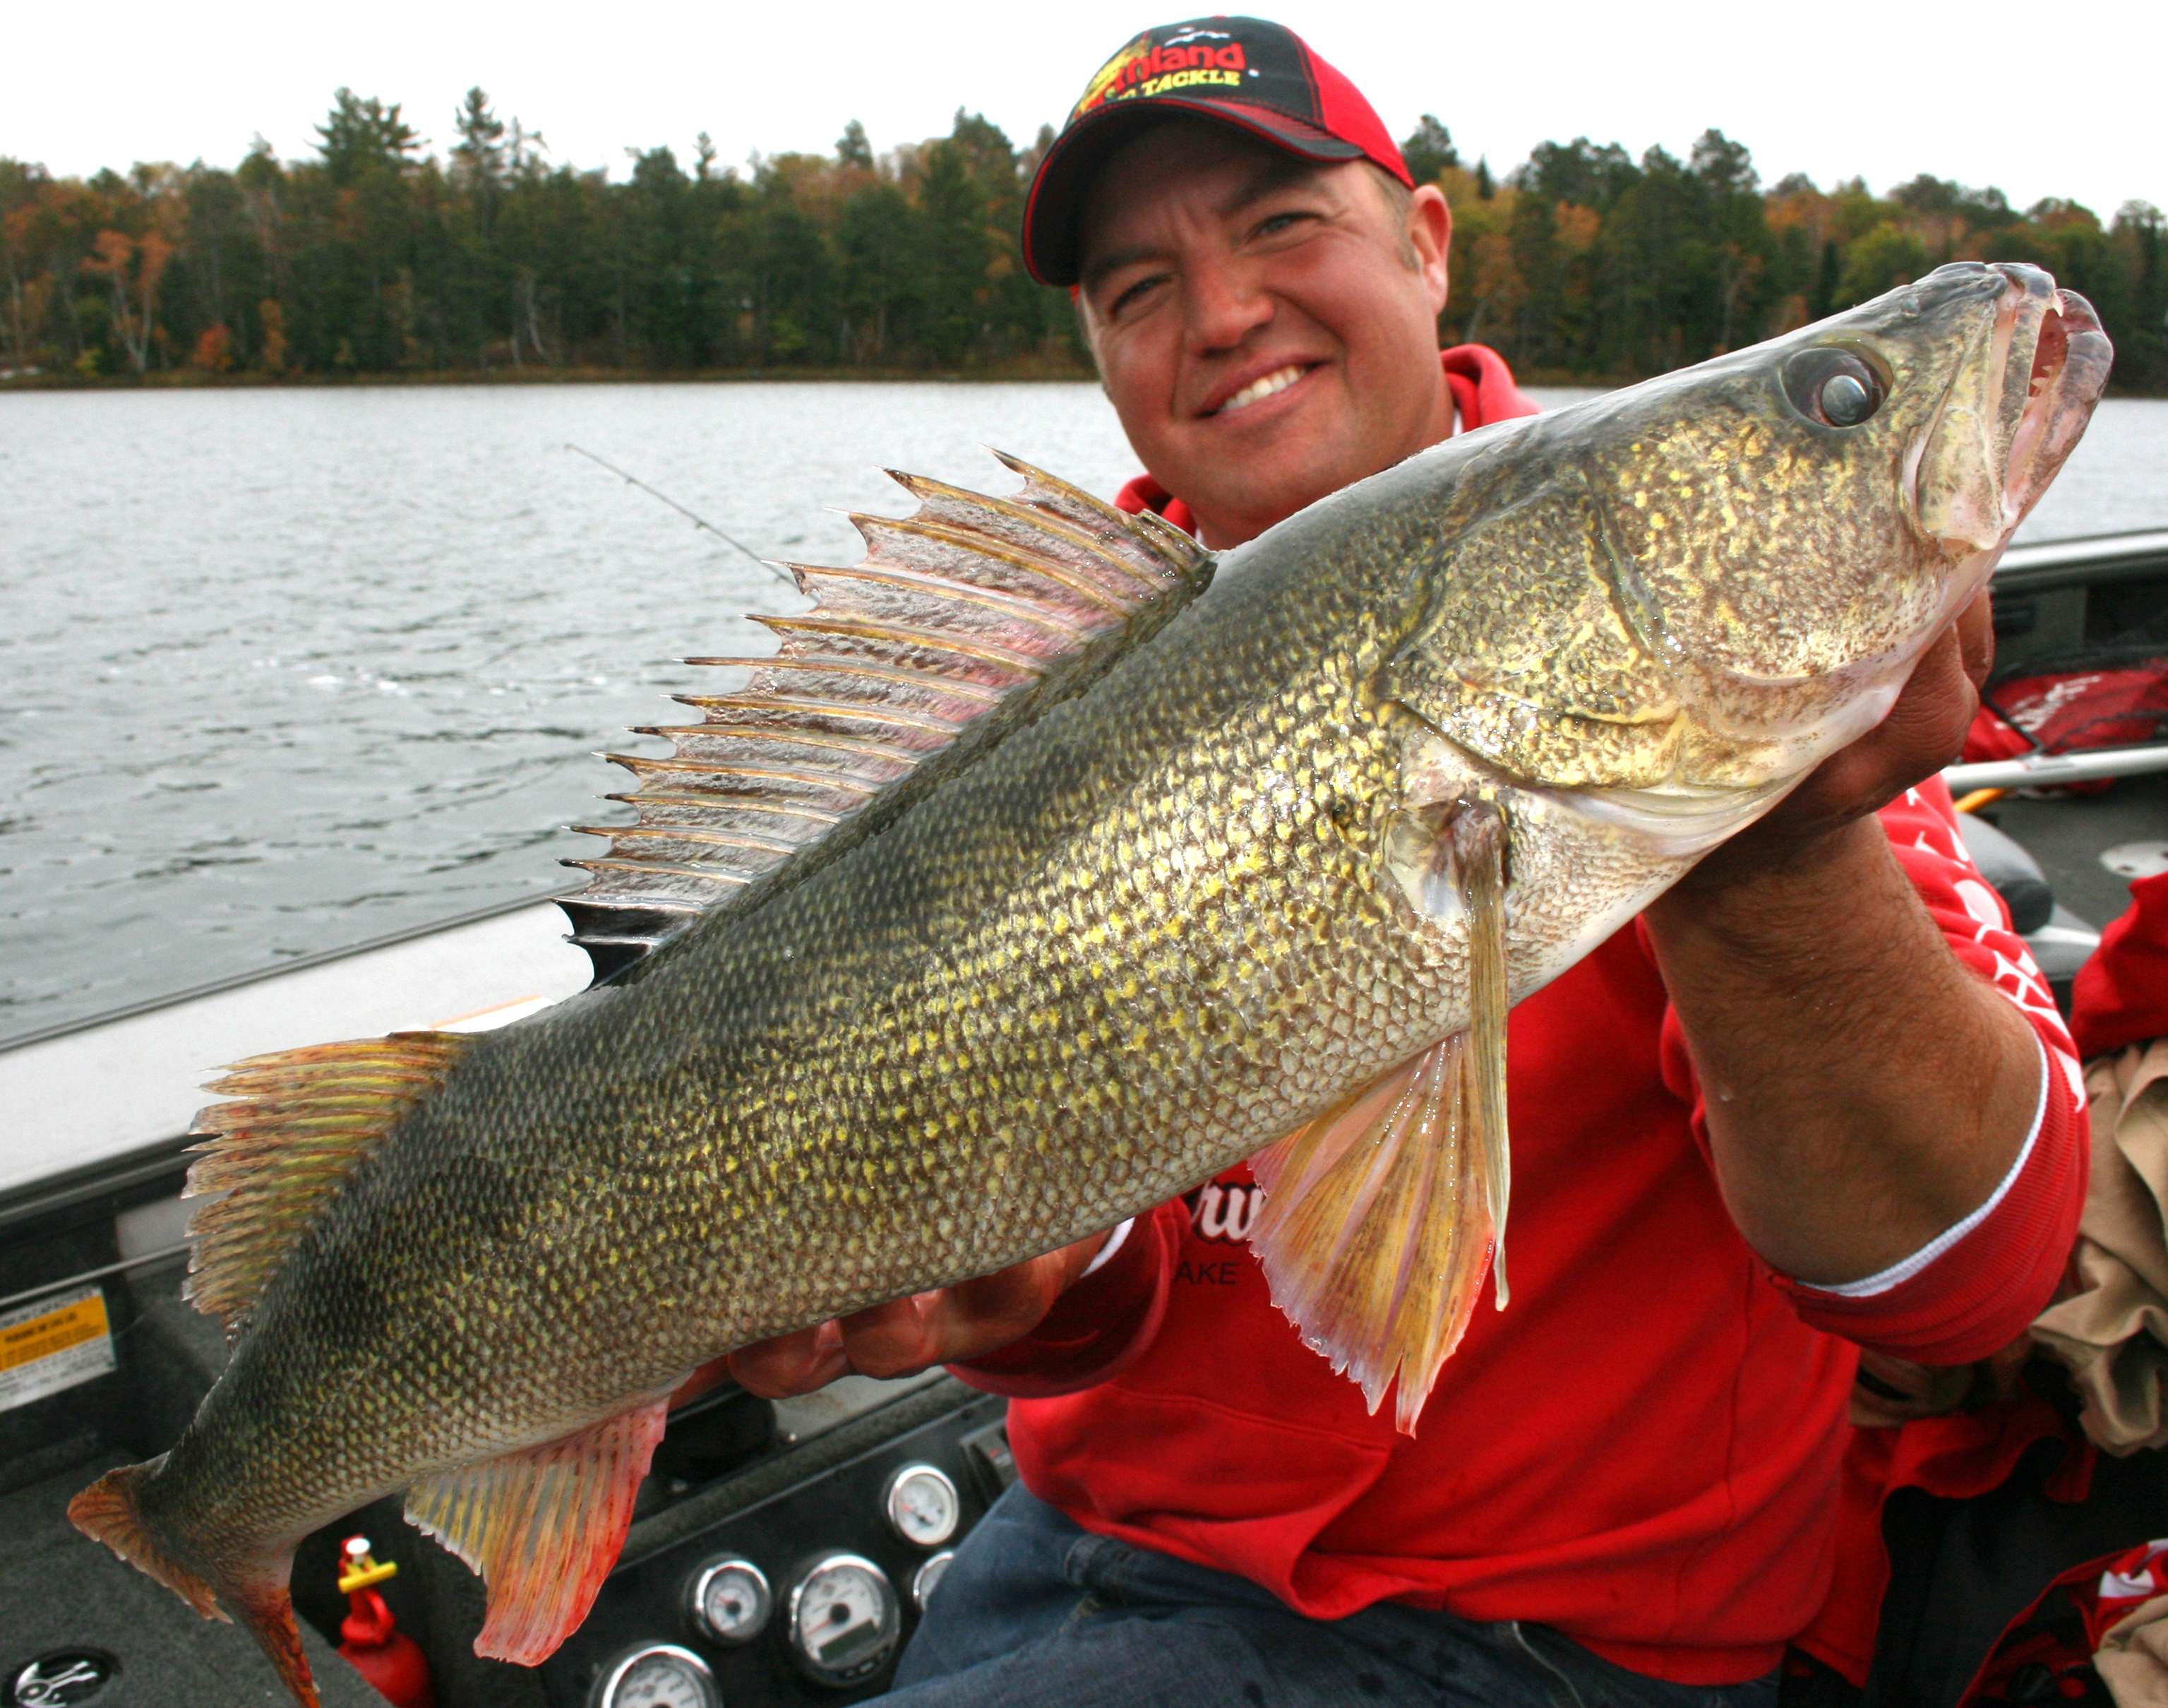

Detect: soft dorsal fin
[182, 1032, 472, 1337]
[561, 450, 1211, 982]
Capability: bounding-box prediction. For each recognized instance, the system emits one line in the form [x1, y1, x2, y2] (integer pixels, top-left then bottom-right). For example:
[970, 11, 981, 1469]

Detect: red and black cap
[1022, 16, 1412, 287]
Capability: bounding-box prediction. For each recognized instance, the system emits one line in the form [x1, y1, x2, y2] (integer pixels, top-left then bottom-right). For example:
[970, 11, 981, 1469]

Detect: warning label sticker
[0, 1285, 116, 1412]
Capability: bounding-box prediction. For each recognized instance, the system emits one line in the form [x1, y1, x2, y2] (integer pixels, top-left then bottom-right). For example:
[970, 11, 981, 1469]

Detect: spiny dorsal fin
[562, 450, 1210, 981]
[405, 1398, 669, 1666]
[182, 1032, 472, 1337]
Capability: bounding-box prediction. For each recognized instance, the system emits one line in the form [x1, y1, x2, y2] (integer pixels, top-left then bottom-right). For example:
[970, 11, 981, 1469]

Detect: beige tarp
[2099, 1589, 2168, 1708]
[2032, 1040, 2168, 1456]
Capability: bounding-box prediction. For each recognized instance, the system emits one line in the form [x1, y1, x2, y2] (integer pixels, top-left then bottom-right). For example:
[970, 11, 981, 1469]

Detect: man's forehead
[1077, 127, 1348, 282]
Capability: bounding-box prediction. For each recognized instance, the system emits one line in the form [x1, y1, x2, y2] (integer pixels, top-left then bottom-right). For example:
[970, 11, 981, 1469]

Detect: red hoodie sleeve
[1658, 780, 2088, 1364]
[947, 1199, 1186, 1399]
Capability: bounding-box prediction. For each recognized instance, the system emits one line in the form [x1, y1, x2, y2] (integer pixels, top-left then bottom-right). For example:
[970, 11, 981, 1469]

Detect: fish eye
[1782, 348, 1887, 429]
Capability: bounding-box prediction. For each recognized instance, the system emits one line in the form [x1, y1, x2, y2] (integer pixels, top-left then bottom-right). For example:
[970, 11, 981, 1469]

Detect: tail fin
[70, 1461, 320, 1708]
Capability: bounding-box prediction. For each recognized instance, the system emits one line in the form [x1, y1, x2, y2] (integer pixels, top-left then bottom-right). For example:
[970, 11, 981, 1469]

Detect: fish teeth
[1217, 364, 1307, 415]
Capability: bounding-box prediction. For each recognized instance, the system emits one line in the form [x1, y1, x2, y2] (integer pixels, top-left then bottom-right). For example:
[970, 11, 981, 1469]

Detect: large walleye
[73, 263, 2107, 1703]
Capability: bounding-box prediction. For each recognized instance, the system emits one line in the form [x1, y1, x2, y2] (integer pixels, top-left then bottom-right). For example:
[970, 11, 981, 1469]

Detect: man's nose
[1182, 256, 1272, 354]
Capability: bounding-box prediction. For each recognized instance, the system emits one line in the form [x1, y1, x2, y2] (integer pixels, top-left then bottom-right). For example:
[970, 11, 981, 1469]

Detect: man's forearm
[1642, 816, 2041, 1286]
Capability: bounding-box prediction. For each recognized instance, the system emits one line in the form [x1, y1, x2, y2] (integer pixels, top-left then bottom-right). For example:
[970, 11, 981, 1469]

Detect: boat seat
[1956, 813, 2056, 936]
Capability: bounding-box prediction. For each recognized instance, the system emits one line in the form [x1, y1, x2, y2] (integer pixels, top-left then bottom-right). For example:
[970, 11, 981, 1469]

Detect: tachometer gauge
[687, 1555, 771, 1645]
[786, 1553, 901, 1687]
[881, 1462, 960, 1548]
[589, 1642, 719, 1708]
[911, 1549, 956, 1613]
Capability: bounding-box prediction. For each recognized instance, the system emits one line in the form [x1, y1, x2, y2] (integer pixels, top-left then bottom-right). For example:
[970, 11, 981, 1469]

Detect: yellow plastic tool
[337, 1536, 399, 1595]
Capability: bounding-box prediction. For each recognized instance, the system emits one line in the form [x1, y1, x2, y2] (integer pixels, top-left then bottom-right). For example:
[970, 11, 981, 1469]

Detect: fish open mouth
[1994, 264, 2113, 526]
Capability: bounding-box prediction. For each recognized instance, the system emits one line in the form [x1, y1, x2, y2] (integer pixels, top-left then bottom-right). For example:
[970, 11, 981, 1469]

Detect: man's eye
[1108, 274, 1167, 316]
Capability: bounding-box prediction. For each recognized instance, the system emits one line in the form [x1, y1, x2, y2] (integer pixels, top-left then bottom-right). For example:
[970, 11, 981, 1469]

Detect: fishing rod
[565, 442, 794, 587]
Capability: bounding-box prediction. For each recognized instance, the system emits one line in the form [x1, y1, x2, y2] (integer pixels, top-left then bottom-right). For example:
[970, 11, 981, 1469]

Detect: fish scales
[169, 507, 1460, 1537]
[69, 262, 2114, 1706]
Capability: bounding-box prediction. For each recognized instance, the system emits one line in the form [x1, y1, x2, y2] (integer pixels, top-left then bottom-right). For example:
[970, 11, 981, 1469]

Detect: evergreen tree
[316, 89, 421, 186]
[1399, 116, 1458, 185]
[836, 120, 874, 171]
[451, 88, 505, 189]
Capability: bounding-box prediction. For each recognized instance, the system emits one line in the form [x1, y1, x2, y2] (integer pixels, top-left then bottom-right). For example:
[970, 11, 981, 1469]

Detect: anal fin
[405, 1399, 669, 1666]
[1247, 799, 1516, 1435]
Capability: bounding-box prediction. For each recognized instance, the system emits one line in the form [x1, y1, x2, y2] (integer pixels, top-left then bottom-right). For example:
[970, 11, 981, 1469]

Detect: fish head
[1576, 260, 2112, 793]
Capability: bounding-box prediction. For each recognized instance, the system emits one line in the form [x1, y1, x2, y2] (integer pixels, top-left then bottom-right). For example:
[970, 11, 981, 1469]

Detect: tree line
[1416, 120, 2166, 390]
[2, 90, 2161, 390]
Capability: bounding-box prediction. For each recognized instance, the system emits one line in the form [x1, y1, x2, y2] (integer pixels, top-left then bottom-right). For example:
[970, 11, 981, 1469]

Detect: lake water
[2, 383, 2164, 1043]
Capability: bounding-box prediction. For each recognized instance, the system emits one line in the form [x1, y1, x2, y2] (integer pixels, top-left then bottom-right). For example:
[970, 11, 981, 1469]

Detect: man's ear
[1410, 184, 1452, 316]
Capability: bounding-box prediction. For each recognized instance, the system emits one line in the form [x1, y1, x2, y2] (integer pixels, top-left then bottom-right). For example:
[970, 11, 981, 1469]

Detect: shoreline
[0, 359, 1624, 393]
[0, 362, 1103, 392]
[5, 366, 2162, 398]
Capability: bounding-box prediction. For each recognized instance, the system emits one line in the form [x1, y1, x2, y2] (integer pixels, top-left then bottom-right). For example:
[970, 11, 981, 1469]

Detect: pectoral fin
[1247, 799, 1516, 1434]
[405, 1399, 669, 1666]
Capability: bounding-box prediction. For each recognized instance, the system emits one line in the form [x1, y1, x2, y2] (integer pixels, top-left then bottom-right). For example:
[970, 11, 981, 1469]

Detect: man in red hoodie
[724, 19, 2088, 1706]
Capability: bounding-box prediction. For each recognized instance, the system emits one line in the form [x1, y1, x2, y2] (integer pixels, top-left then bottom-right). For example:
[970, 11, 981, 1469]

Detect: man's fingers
[1676, 602, 1990, 896]
[728, 1321, 851, 1398]
[1891, 617, 1981, 769]
[1956, 587, 1995, 692]
[839, 1238, 1111, 1377]
[669, 1353, 736, 1409]
[834, 1294, 945, 1380]
[728, 1234, 1117, 1396]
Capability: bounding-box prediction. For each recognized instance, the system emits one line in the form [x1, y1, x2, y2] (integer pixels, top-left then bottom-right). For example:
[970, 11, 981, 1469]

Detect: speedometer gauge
[786, 1553, 901, 1686]
[589, 1642, 719, 1708]
[882, 1462, 960, 1548]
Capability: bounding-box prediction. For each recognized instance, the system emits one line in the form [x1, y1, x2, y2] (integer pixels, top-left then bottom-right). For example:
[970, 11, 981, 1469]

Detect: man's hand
[1680, 587, 1993, 892]
[670, 1233, 1110, 1407]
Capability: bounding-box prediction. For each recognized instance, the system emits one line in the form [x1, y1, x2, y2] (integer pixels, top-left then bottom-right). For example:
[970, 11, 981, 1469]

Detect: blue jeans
[880, 1485, 1781, 1708]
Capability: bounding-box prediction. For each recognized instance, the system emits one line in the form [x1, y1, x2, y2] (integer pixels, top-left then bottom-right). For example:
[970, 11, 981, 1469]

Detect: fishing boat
[3, 528, 2164, 1707]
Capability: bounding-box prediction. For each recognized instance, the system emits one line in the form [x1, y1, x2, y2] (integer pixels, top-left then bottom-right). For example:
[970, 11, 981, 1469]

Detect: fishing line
[565, 443, 794, 587]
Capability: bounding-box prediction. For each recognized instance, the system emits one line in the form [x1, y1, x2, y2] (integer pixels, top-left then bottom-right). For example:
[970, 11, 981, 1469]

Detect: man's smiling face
[1077, 119, 1454, 549]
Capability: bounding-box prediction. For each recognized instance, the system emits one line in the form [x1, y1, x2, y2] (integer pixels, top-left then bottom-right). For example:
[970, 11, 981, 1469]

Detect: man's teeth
[1217, 365, 1306, 415]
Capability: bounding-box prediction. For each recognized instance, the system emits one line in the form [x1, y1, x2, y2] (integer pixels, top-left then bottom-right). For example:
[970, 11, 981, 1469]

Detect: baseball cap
[1022, 16, 1413, 287]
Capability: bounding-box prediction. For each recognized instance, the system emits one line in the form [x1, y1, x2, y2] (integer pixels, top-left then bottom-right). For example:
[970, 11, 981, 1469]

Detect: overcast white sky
[4, 1, 2158, 220]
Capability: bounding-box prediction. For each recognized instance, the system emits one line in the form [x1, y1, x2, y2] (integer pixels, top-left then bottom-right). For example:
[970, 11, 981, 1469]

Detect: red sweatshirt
[953, 348, 2088, 1685]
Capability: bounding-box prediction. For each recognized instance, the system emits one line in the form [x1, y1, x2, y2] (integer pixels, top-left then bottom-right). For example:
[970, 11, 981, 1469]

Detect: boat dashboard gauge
[786, 1553, 902, 1687]
[687, 1555, 772, 1646]
[911, 1549, 956, 1613]
[881, 1462, 960, 1548]
[589, 1642, 720, 1708]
